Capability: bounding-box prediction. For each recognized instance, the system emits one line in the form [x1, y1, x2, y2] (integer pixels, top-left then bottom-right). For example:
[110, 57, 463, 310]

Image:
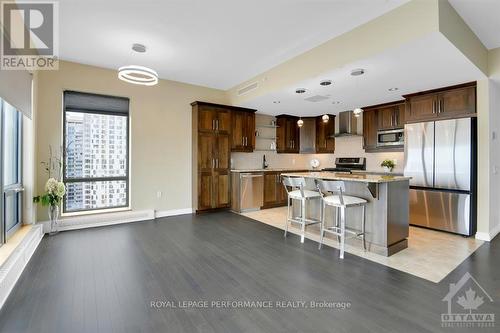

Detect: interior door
[2, 100, 23, 240]
[404, 121, 434, 187]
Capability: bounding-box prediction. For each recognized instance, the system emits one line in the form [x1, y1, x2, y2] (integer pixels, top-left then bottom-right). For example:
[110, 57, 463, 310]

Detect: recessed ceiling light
[273, 101, 280, 104]
[388, 87, 399, 91]
[350, 68, 365, 76]
[132, 43, 147, 53]
[320, 80, 332, 86]
[295, 88, 307, 94]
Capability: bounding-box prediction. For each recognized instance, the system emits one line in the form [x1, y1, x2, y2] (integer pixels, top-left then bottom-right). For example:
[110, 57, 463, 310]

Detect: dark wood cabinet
[198, 105, 231, 134]
[437, 86, 476, 118]
[262, 172, 289, 208]
[231, 111, 255, 152]
[404, 83, 476, 123]
[377, 104, 405, 130]
[315, 115, 335, 153]
[276, 115, 300, 153]
[362, 101, 405, 152]
[193, 101, 256, 212]
[362, 109, 379, 151]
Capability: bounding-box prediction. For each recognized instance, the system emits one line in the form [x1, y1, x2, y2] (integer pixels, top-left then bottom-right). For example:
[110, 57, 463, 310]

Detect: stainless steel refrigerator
[404, 118, 477, 236]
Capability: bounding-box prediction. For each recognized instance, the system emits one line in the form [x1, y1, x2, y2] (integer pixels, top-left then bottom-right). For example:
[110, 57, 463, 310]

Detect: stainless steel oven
[377, 128, 404, 147]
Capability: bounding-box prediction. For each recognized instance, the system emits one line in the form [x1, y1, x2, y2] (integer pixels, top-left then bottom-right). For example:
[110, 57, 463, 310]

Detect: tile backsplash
[231, 135, 404, 173]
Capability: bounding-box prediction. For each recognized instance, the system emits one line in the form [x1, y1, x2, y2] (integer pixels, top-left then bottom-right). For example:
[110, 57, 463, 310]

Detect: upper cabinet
[231, 110, 255, 152]
[377, 104, 405, 130]
[362, 109, 379, 151]
[198, 105, 231, 134]
[404, 83, 476, 123]
[315, 115, 335, 153]
[362, 101, 405, 153]
[276, 115, 300, 153]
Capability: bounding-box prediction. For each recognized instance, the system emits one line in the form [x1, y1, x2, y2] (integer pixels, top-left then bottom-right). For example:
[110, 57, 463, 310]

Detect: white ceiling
[448, 0, 500, 50]
[57, 0, 409, 90]
[241, 33, 485, 116]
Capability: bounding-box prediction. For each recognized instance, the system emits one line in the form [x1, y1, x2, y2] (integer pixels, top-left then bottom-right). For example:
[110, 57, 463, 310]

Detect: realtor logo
[1, 1, 58, 70]
[441, 272, 495, 328]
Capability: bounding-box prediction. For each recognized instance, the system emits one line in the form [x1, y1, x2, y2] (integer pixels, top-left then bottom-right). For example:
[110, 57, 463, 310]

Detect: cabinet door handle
[439, 99, 443, 114]
[245, 136, 247, 146]
[212, 158, 215, 168]
[432, 100, 436, 114]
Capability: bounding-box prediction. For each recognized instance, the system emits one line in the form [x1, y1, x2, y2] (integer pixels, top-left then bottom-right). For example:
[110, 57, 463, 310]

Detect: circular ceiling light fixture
[295, 88, 307, 94]
[118, 65, 159, 86]
[297, 118, 304, 127]
[322, 114, 330, 123]
[320, 80, 332, 86]
[353, 108, 363, 118]
[388, 87, 399, 91]
[350, 68, 365, 76]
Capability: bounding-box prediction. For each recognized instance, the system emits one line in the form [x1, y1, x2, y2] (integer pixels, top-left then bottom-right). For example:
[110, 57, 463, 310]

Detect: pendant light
[351, 68, 365, 117]
[322, 114, 329, 123]
[118, 44, 158, 86]
[297, 118, 304, 127]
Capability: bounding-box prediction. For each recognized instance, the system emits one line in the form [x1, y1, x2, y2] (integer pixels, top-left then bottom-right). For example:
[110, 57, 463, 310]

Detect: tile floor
[241, 207, 483, 283]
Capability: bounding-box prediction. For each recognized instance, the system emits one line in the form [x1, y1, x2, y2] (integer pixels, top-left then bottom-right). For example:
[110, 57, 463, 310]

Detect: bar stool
[315, 179, 368, 259]
[282, 176, 322, 243]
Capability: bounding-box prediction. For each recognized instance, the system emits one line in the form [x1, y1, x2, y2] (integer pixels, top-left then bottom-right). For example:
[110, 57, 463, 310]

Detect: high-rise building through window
[63, 91, 129, 213]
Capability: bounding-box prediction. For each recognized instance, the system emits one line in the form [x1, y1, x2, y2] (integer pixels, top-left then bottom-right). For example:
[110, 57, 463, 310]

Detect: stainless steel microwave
[377, 128, 404, 147]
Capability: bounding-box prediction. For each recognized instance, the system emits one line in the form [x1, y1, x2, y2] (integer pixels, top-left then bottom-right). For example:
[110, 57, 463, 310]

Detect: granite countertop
[281, 171, 411, 183]
[230, 168, 312, 173]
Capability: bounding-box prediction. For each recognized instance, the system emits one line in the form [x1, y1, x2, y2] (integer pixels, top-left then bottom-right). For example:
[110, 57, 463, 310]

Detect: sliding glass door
[1, 99, 23, 243]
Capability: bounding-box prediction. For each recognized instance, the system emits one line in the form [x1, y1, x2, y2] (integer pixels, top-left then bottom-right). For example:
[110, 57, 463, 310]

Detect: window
[63, 91, 129, 213]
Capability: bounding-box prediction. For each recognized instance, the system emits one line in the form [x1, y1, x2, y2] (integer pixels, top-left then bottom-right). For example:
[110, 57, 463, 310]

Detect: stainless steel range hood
[334, 111, 361, 137]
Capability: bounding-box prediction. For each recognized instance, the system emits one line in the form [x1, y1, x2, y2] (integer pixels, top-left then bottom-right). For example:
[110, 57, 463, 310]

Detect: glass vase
[48, 205, 60, 235]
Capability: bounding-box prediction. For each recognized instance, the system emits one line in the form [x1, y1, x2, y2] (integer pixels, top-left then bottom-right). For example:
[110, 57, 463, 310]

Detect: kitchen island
[281, 172, 411, 256]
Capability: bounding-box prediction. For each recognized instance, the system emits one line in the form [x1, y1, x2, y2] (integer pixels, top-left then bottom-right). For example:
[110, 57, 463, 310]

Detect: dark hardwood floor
[0, 212, 498, 333]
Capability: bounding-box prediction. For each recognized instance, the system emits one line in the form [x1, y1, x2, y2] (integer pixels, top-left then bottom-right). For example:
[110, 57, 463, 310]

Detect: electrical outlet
[157, 191, 162, 199]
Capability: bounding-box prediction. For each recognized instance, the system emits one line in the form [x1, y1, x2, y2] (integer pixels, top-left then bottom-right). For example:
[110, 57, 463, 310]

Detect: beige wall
[34, 61, 228, 221]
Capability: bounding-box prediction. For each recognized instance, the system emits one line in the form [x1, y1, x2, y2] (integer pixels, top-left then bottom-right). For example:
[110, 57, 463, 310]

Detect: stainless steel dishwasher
[238, 173, 264, 212]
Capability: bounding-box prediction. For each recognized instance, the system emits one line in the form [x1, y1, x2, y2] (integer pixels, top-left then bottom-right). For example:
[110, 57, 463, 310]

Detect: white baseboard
[38, 209, 155, 233]
[0, 224, 44, 309]
[155, 208, 194, 218]
[37, 208, 194, 233]
[475, 222, 500, 241]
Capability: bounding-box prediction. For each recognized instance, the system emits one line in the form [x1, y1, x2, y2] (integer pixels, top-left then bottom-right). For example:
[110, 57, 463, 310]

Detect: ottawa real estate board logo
[1, 1, 58, 70]
[441, 272, 495, 328]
